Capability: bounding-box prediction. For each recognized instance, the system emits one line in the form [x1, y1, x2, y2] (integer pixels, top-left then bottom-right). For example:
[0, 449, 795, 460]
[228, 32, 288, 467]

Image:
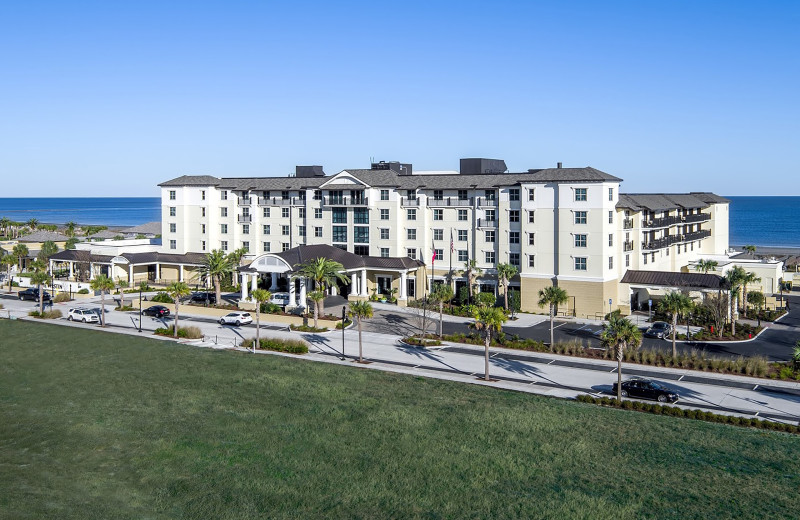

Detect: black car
[644, 321, 672, 340]
[142, 305, 170, 318]
[190, 292, 216, 304]
[18, 288, 52, 301]
[613, 377, 679, 403]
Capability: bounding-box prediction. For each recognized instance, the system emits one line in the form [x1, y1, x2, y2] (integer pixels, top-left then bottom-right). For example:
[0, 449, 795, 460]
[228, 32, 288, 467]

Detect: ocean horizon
[0, 195, 797, 247]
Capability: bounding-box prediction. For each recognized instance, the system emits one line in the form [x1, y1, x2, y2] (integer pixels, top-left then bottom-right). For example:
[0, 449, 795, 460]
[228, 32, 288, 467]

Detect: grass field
[1, 320, 799, 520]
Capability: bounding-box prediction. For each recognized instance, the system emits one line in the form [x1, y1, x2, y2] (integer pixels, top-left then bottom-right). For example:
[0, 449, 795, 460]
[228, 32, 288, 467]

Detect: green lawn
[1, 320, 798, 520]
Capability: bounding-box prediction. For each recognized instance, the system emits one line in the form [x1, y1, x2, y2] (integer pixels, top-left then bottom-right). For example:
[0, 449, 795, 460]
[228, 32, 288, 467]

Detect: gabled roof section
[158, 175, 221, 187]
[522, 167, 622, 183]
[121, 222, 161, 235]
[18, 230, 71, 243]
[320, 171, 374, 189]
[690, 192, 731, 204]
[617, 193, 723, 211]
[269, 244, 424, 272]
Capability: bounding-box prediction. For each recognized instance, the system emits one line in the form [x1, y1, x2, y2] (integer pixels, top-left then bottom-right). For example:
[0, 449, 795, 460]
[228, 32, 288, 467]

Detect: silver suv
[67, 308, 100, 323]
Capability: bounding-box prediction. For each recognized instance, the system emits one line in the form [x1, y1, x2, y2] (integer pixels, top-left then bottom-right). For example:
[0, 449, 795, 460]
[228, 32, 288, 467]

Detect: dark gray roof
[88, 230, 121, 240]
[18, 230, 71, 243]
[159, 175, 222, 187]
[49, 249, 205, 265]
[121, 222, 162, 235]
[268, 244, 423, 272]
[621, 270, 725, 290]
[616, 192, 726, 212]
[50, 250, 114, 263]
[690, 192, 731, 204]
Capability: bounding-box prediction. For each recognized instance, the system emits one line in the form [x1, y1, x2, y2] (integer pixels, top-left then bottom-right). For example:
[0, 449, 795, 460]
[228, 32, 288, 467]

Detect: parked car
[269, 292, 290, 306]
[143, 305, 171, 318]
[644, 321, 672, 340]
[219, 312, 252, 326]
[18, 288, 52, 302]
[190, 292, 216, 304]
[613, 377, 679, 403]
[67, 308, 100, 323]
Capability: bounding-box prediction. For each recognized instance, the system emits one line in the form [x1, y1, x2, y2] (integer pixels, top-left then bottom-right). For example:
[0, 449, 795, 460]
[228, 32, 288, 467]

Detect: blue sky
[1, 0, 797, 196]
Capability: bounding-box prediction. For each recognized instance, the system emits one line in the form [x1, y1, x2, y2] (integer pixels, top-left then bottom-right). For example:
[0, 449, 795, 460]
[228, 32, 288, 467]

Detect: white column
[251, 273, 258, 298]
[241, 273, 249, 300]
[69, 261, 74, 280]
[270, 272, 278, 291]
[299, 278, 307, 308]
[351, 272, 357, 295]
[399, 272, 407, 300]
[289, 277, 296, 306]
[330, 284, 337, 296]
[89, 262, 94, 279]
[179, 265, 184, 282]
[155, 263, 160, 281]
[128, 265, 134, 285]
[360, 269, 368, 297]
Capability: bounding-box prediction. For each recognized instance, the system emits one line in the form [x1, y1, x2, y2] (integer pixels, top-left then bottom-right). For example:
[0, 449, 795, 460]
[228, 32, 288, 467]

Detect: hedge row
[576, 394, 799, 434]
[242, 337, 308, 354]
[154, 326, 203, 339]
[290, 324, 328, 333]
[28, 310, 63, 319]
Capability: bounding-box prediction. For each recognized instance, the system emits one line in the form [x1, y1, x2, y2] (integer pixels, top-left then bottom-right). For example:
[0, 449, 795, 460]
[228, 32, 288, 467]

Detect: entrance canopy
[621, 270, 726, 290]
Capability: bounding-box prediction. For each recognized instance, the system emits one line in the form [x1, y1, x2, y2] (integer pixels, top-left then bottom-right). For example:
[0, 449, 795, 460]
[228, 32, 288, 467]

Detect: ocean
[0, 196, 797, 247]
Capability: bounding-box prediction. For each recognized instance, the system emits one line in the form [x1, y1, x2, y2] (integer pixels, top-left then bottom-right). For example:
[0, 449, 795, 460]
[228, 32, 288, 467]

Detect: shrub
[242, 337, 308, 354]
[259, 302, 282, 314]
[154, 326, 203, 339]
[335, 319, 352, 330]
[77, 288, 89, 294]
[290, 324, 328, 333]
[151, 292, 174, 303]
[114, 305, 136, 311]
[28, 310, 63, 319]
[402, 336, 442, 347]
[53, 293, 72, 303]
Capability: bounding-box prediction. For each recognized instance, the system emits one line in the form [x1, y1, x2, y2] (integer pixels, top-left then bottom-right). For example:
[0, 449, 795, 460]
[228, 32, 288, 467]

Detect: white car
[67, 308, 100, 323]
[219, 312, 252, 326]
[270, 292, 290, 306]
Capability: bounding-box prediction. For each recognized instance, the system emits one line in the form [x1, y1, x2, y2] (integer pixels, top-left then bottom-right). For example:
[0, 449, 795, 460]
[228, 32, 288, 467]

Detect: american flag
[450, 229, 455, 253]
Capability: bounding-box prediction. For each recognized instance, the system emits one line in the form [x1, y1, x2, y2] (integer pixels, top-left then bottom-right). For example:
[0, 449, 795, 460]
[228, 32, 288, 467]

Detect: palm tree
[0, 217, 10, 238]
[306, 290, 325, 329]
[600, 314, 642, 400]
[29, 260, 49, 315]
[538, 285, 569, 346]
[472, 306, 507, 381]
[740, 270, 761, 318]
[658, 291, 694, 357]
[37, 241, 59, 265]
[199, 249, 232, 305]
[12, 244, 29, 271]
[743, 245, 757, 258]
[294, 257, 350, 318]
[694, 259, 719, 274]
[90, 274, 115, 326]
[1, 254, 15, 293]
[251, 289, 272, 353]
[349, 300, 374, 363]
[26, 218, 39, 231]
[725, 266, 747, 336]
[496, 263, 518, 310]
[747, 291, 766, 326]
[460, 259, 483, 303]
[65, 221, 77, 237]
[430, 283, 454, 338]
[166, 281, 191, 337]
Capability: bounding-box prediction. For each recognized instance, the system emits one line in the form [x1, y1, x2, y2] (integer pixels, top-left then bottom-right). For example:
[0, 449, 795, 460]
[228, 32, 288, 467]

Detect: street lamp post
[138, 288, 143, 333]
[340, 306, 347, 360]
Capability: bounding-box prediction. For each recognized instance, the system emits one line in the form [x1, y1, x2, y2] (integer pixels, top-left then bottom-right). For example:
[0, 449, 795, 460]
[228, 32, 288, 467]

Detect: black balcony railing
[623, 219, 634, 229]
[643, 215, 682, 228]
[683, 213, 711, 223]
[623, 240, 634, 252]
[642, 235, 682, 250]
[683, 229, 712, 241]
[323, 196, 368, 206]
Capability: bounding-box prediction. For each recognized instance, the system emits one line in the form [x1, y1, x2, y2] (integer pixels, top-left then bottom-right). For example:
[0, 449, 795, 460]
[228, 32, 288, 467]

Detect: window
[608, 234, 613, 247]
[281, 190, 290, 200]
[242, 224, 250, 234]
[609, 188, 614, 201]
[263, 207, 270, 218]
[201, 240, 206, 251]
[528, 255, 535, 268]
[458, 189, 468, 201]
[298, 208, 306, 219]
[263, 224, 270, 234]
[241, 241, 249, 252]
[433, 209, 443, 221]
[433, 229, 443, 241]
[433, 189, 443, 200]
[333, 226, 347, 242]
[281, 225, 289, 236]
[262, 190, 271, 199]
[169, 239, 176, 249]
[484, 190, 495, 200]
[314, 226, 323, 237]
[221, 207, 228, 217]
[575, 188, 587, 201]
[381, 247, 389, 257]
[282, 243, 290, 252]
[643, 254, 648, 265]
[485, 230, 495, 242]
[281, 208, 289, 219]
[485, 251, 496, 264]
[608, 211, 613, 224]
[458, 230, 468, 241]
[299, 226, 306, 237]
[608, 256, 614, 269]
[332, 208, 347, 223]
[380, 209, 389, 220]
[509, 210, 520, 222]
[354, 208, 369, 224]
[201, 190, 205, 200]
[315, 208, 322, 219]
[380, 228, 389, 240]
[528, 233, 535, 246]
[509, 253, 520, 266]
[458, 209, 468, 221]
[221, 240, 228, 251]
[201, 224, 206, 234]
[528, 211, 535, 224]
[169, 206, 176, 217]
[652, 252, 656, 262]
[169, 190, 176, 200]
[313, 190, 322, 201]
[220, 224, 228, 234]
[380, 189, 389, 201]
[354, 227, 369, 243]
[528, 188, 535, 201]
[625, 254, 630, 267]
[169, 223, 176, 233]
[221, 190, 227, 201]
[406, 189, 416, 200]
[485, 209, 496, 221]
[353, 245, 369, 256]
[458, 250, 468, 262]
[298, 190, 306, 201]
[434, 249, 443, 261]
[575, 211, 587, 224]
[574, 257, 587, 270]
[263, 242, 270, 252]
[509, 232, 520, 244]
[407, 209, 417, 220]
[575, 234, 587, 247]
[509, 188, 520, 201]
[407, 229, 417, 240]
[407, 248, 417, 260]
[201, 207, 206, 217]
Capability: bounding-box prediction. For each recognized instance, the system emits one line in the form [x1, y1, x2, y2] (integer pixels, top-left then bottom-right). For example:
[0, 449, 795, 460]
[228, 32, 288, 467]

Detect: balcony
[237, 215, 252, 223]
[623, 240, 634, 252]
[238, 197, 252, 206]
[323, 196, 368, 206]
[476, 196, 497, 207]
[642, 235, 681, 251]
[258, 197, 294, 206]
[477, 218, 497, 228]
[643, 215, 682, 228]
[623, 218, 634, 229]
[427, 197, 473, 207]
[683, 213, 711, 224]
[400, 197, 420, 207]
[683, 229, 711, 242]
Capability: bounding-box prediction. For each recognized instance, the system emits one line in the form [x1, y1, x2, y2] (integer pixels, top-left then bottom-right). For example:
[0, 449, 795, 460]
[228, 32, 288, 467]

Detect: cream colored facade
[159, 162, 732, 317]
